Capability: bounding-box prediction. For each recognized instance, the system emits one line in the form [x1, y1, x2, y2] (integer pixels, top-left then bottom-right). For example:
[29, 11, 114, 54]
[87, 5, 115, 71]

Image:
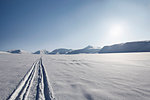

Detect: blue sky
[0, 0, 150, 51]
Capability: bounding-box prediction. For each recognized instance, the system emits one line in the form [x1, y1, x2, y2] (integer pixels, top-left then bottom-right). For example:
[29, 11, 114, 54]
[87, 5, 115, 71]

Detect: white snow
[0, 54, 40, 100]
[43, 53, 150, 100]
[0, 53, 150, 100]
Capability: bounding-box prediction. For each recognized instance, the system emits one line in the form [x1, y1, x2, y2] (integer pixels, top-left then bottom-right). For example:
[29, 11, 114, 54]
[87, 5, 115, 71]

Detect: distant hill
[7, 49, 29, 54]
[99, 41, 150, 53]
[67, 45, 101, 54]
[0, 51, 10, 54]
[3, 40, 150, 55]
[49, 48, 72, 54]
[33, 50, 49, 54]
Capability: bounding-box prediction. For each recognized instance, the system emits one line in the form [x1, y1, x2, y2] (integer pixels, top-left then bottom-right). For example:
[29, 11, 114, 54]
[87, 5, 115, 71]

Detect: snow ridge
[7, 58, 55, 100]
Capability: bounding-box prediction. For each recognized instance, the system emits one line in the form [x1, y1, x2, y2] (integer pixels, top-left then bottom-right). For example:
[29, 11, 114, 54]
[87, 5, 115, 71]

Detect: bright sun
[109, 24, 124, 37]
[104, 22, 128, 43]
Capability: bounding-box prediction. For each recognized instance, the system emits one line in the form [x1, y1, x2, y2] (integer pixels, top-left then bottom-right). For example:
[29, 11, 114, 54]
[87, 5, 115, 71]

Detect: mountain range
[1, 40, 150, 55]
[99, 40, 150, 53]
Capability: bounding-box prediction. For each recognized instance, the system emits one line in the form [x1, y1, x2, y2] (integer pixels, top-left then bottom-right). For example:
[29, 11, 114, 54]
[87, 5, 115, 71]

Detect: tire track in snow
[7, 58, 55, 100]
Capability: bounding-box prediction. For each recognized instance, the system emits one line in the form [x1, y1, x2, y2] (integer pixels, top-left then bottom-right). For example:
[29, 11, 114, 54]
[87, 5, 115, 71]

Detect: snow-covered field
[0, 53, 150, 100]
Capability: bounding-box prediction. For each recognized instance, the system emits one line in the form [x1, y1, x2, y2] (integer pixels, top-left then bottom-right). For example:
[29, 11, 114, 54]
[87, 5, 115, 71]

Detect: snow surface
[0, 53, 150, 100]
[0, 53, 40, 100]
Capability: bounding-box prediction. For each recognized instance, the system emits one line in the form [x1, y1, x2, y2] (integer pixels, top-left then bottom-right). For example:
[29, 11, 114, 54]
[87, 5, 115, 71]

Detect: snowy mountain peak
[0, 51, 10, 54]
[49, 48, 72, 54]
[83, 45, 94, 49]
[7, 49, 29, 54]
[99, 40, 150, 53]
[67, 45, 101, 54]
[33, 50, 49, 54]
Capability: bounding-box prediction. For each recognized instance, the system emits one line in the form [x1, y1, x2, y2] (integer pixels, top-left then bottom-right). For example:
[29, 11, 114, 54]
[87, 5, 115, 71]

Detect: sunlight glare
[109, 24, 124, 37]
